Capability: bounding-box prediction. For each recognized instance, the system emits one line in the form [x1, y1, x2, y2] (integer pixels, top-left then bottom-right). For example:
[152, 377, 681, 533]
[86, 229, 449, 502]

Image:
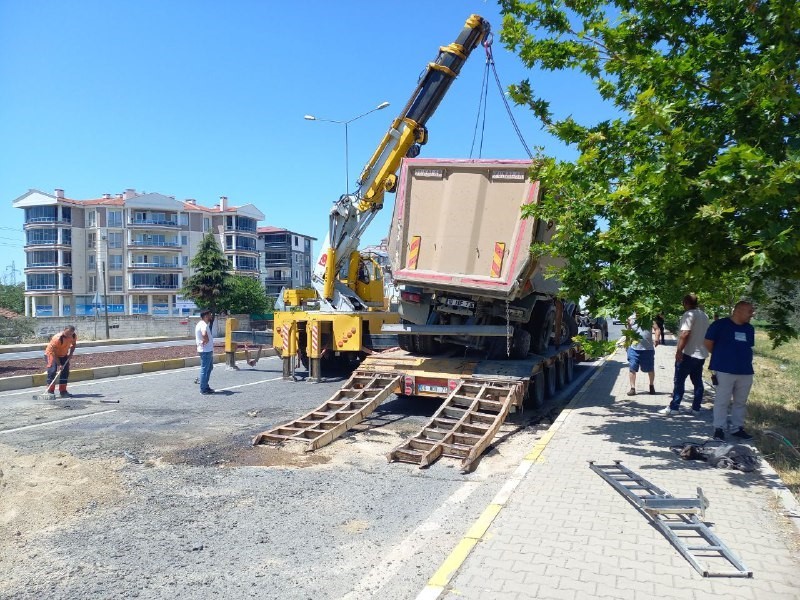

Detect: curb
[416, 351, 615, 600]
[0, 349, 277, 393]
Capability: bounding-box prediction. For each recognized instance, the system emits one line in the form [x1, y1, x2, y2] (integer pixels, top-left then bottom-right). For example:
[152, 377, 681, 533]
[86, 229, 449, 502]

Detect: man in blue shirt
[704, 301, 756, 441]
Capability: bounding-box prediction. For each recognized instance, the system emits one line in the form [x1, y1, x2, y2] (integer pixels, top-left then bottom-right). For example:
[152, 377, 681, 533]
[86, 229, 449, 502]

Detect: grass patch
[748, 332, 800, 497]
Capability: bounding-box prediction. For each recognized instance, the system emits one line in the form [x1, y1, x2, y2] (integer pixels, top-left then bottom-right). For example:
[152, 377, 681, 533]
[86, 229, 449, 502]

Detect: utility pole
[101, 233, 110, 339]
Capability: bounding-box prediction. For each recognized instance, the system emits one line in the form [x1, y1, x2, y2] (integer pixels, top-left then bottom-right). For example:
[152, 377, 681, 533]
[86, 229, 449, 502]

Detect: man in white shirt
[195, 310, 215, 395]
[660, 294, 710, 416]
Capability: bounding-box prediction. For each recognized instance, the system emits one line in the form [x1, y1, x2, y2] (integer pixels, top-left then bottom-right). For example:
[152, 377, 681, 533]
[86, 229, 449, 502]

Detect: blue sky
[0, 0, 613, 281]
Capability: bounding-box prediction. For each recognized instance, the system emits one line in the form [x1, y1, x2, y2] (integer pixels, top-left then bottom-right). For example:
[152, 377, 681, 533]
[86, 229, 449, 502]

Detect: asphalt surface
[0, 348, 600, 600]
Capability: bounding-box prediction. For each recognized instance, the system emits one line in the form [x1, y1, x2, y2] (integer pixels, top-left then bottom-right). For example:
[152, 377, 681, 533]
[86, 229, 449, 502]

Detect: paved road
[0, 353, 598, 599]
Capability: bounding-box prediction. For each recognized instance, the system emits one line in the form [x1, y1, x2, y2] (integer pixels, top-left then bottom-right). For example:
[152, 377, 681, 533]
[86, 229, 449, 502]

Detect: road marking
[416, 354, 613, 600]
[216, 377, 283, 391]
[0, 410, 117, 434]
[342, 481, 480, 600]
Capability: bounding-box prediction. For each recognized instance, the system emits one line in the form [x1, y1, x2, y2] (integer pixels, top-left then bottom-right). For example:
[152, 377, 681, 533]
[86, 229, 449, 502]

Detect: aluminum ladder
[252, 372, 401, 451]
[589, 460, 752, 577]
[388, 378, 524, 473]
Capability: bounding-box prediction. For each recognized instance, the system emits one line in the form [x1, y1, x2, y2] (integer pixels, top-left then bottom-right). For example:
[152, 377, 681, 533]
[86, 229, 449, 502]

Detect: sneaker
[659, 407, 676, 416]
[731, 428, 753, 440]
[59, 391, 73, 398]
[627, 388, 636, 396]
[201, 388, 215, 395]
[714, 428, 725, 441]
[691, 409, 701, 416]
[649, 385, 656, 395]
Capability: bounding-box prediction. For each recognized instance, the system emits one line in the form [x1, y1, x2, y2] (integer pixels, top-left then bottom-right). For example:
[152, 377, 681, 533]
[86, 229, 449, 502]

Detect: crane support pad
[387, 378, 524, 472]
[252, 373, 401, 451]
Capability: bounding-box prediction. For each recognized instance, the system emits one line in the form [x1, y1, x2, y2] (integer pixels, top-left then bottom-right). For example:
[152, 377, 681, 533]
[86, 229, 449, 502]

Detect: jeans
[199, 351, 214, 392]
[670, 354, 705, 410]
[713, 372, 753, 430]
[46, 355, 71, 392]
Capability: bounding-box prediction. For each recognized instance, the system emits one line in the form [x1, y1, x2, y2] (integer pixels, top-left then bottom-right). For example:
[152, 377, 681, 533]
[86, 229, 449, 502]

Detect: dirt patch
[0, 444, 126, 561]
[162, 439, 332, 469]
[0, 342, 224, 378]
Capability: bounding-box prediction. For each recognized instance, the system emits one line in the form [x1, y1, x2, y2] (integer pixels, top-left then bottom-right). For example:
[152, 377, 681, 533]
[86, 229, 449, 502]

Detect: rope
[470, 35, 533, 160]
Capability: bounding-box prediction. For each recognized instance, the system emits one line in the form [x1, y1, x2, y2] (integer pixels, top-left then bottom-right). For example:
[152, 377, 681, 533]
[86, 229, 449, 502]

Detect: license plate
[443, 298, 475, 310]
[417, 384, 449, 394]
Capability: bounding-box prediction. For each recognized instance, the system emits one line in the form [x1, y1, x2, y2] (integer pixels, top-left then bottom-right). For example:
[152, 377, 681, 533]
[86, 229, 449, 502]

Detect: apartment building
[257, 227, 315, 298]
[13, 188, 264, 317]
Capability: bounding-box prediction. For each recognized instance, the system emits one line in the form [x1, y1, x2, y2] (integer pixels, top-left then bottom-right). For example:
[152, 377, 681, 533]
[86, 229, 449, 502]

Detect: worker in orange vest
[45, 325, 77, 397]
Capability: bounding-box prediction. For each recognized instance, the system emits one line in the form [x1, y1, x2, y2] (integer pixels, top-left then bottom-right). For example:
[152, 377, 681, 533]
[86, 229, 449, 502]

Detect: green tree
[0, 283, 25, 314]
[500, 0, 800, 344]
[181, 233, 230, 319]
[219, 275, 271, 315]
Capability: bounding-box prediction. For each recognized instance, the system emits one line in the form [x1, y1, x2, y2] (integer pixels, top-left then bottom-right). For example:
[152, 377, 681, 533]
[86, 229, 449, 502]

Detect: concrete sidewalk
[425, 341, 800, 599]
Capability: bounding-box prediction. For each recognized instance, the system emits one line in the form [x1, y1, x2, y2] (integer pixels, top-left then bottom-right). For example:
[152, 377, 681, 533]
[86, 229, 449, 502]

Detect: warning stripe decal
[490, 242, 505, 278]
[407, 236, 421, 270]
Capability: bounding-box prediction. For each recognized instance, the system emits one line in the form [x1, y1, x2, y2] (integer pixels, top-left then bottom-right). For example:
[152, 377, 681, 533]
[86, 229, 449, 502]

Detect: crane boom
[312, 15, 491, 308]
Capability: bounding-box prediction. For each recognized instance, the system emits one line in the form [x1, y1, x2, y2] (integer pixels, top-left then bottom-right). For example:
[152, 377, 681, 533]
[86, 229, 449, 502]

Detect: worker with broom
[45, 325, 77, 398]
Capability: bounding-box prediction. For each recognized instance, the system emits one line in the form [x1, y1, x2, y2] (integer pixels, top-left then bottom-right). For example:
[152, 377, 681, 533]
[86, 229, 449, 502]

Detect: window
[87, 232, 96, 249]
[107, 232, 123, 248]
[110, 254, 123, 270]
[88, 254, 96, 269]
[182, 255, 189, 266]
[24, 206, 57, 223]
[226, 235, 234, 250]
[62, 273, 72, 290]
[63, 251, 72, 266]
[88, 211, 96, 227]
[235, 256, 257, 271]
[26, 273, 57, 290]
[28, 250, 58, 267]
[131, 273, 179, 288]
[61, 206, 71, 222]
[180, 213, 189, 226]
[305, 239, 310, 252]
[62, 229, 71, 245]
[109, 275, 123, 292]
[294, 235, 299, 247]
[181, 235, 187, 246]
[27, 229, 58, 245]
[203, 218, 211, 232]
[88, 275, 96, 292]
[107, 210, 122, 227]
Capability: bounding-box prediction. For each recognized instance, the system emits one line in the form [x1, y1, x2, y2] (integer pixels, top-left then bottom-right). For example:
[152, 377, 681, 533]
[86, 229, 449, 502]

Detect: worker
[45, 325, 77, 398]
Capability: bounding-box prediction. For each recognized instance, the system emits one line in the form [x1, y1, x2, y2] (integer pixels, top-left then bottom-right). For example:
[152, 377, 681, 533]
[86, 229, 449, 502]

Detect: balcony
[128, 219, 178, 229]
[129, 262, 182, 270]
[128, 240, 181, 250]
[264, 277, 292, 286]
[129, 283, 179, 290]
[24, 218, 72, 229]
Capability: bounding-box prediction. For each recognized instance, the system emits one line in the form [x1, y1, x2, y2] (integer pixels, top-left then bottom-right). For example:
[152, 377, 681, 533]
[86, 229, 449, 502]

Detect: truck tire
[510, 327, 531, 359]
[544, 363, 557, 398]
[398, 334, 414, 352]
[529, 302, 556, 355]
[558, 307, 579, 344]
[416, 334, 442, 355]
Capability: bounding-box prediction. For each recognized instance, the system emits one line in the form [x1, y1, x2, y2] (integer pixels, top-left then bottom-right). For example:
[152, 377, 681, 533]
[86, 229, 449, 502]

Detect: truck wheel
[558, 308, 579, 344]
[416, 334, 442, 355]
[398, 334, 414, 353]
[510, 327, 531, 359]
[526, 372, 545, 408]
[564, 354, 575, 383]
[530, 303, 556, 355]
[544, 363, 557, 398]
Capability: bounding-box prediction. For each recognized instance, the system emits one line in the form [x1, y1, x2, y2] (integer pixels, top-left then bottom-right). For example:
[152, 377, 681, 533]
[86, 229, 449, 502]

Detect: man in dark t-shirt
[704, 301, 756, 441]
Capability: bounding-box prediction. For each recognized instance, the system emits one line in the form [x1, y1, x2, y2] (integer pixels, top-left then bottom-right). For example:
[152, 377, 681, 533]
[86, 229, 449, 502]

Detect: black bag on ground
[671, 441, 760, 472]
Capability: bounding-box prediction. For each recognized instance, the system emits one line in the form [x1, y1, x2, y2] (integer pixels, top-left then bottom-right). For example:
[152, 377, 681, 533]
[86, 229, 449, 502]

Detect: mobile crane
[273, 15, 491, 380]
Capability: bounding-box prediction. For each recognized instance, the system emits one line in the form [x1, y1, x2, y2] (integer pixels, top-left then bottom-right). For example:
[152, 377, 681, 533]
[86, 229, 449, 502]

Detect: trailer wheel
[416, 334, 442, 355]
[564, 354, 575, 383]
[526, 372, 545, 408]
[555, 358, 566, 389]
[510, 327, 531, 359]
[544, 363, 557, 398]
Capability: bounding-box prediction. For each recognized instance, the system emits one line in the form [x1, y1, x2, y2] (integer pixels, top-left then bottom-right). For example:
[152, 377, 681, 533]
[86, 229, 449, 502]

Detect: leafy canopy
[181, 233, 231, 315]
[219, 275, 272, 315]
[500, 0, 800, 344]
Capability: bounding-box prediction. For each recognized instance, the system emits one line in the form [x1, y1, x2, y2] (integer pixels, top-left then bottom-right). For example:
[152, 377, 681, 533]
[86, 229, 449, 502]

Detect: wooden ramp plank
[387, 378, 525, 472]
[252, 373, 401, 450]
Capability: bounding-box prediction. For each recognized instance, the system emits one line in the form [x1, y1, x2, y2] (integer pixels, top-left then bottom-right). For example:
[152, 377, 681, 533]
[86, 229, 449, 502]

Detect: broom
[32, 356, 71, 401]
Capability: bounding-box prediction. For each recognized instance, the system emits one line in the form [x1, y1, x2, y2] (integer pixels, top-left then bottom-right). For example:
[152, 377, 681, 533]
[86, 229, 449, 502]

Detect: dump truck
[383, 158, 578, 358]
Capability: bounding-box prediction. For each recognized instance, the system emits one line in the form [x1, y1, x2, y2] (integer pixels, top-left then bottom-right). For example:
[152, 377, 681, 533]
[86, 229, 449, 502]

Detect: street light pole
[101, 233, 110, 339]
[304, 101, 390, 195]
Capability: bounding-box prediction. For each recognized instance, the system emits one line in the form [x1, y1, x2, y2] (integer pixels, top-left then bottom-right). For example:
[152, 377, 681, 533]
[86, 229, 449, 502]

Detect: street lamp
[304, 101, 390, 195]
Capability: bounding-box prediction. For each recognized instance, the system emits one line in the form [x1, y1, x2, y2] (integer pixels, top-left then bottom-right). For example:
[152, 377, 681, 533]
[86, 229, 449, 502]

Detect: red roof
[257, 226, 286, 234]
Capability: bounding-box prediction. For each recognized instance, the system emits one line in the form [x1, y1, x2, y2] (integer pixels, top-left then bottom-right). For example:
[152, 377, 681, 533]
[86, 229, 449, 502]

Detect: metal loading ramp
[388, 379, 525, 473]
[252, 372, 401, 451]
